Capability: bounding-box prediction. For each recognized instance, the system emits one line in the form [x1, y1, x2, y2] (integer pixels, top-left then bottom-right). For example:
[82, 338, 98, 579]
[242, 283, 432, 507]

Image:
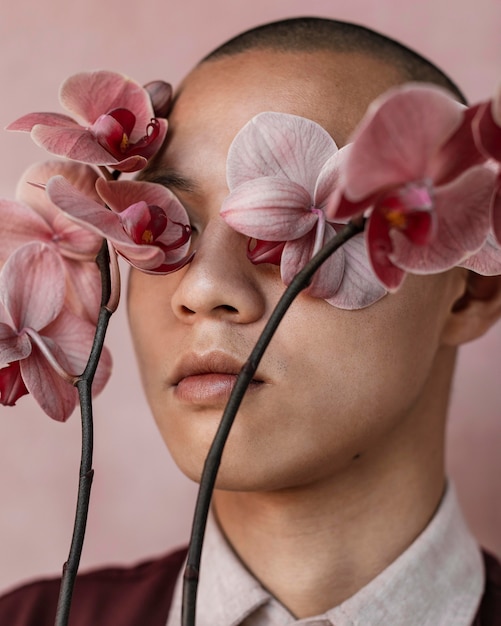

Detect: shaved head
[201, 17, 466, 104]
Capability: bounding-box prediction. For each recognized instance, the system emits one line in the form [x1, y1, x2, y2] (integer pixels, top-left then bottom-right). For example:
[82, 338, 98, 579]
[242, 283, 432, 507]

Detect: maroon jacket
[0, 548, 499, 625]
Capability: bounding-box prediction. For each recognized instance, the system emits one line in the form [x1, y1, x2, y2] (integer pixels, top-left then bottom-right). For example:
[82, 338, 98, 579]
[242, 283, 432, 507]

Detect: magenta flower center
[377, 181, 435, 246]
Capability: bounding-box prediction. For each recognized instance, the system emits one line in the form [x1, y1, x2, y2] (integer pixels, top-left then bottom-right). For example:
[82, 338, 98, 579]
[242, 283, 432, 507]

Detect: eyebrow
[138, 166, 198, 193]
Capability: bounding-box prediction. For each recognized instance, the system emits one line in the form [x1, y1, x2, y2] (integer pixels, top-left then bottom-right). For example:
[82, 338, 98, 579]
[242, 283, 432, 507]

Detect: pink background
[0, 0, 500, 592]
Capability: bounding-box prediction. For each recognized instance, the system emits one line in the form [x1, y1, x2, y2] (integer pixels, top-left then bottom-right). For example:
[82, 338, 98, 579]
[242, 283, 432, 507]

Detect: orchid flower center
[378, 181, 436, 246]
[120, 202, 168, 245]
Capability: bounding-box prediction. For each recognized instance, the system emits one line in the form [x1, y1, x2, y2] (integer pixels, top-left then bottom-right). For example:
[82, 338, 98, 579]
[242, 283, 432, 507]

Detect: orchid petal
[7, 112, 77, 132]
[344, 84, 465, 201]
[248, 239, 285, 265]
[325, 233, 387, 309]
[60, 71, 153, 136]
[434, 103, 486, 184]
[143, 80, 173, 118]
[0, 363, 29, 406]
[313, 146, 349, 208]
[95, 179, 189, 224]
[16, 160, 102, 224]
[64, 260, 102, 323]
[473, 99, 501, 162]
[227, 112, 338, 192]
[366, 209, 406, 291]
[491, 179, 501, 243]
[0, 323, 32, 363]
[0, 199, 53, 259]
[30, 125, 145, 171]
[0, 243, 65, 331]
[20, 340, 78, 421]
[281, 224, 344, 298]
[460, 232, 501, 275]
[390, 166, 494, 273]
[221, 177, 316, 240]
[44, 309, 112, 395]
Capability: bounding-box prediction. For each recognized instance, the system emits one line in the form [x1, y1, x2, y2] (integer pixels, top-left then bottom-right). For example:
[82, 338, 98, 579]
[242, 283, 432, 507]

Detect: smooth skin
[128, 49, 501, 617]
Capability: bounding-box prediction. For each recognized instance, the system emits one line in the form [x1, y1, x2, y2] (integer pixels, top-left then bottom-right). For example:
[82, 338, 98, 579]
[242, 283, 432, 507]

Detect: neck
[213, 413, 446, 618]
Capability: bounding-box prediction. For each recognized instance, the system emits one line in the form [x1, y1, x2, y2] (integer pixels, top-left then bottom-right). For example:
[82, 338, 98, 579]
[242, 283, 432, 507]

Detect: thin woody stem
[181, 218, 365, 626]
[54, 241, 115, 626]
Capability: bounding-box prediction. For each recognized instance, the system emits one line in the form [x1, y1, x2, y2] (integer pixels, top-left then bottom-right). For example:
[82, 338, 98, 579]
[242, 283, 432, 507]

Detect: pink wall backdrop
[0, 0, 500, 592]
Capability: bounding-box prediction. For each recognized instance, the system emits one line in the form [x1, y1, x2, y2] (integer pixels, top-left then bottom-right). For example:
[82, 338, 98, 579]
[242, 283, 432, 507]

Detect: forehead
[150, 49, 404, 192]
[173, 49, 404, 143]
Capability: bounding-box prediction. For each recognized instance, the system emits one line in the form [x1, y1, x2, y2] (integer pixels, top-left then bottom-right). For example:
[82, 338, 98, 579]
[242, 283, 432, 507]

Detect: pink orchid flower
[328, 84, 495, 291]
[46, 177, 192, 273]
[7, 71, 168, 172]
[0, 243, 111, 421]
[221, 112, 386, 309]
[0, 161, 104, 323]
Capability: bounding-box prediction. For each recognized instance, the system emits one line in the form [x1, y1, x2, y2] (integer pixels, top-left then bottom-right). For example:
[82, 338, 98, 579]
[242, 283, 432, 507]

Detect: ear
[442, 271, 501, 346]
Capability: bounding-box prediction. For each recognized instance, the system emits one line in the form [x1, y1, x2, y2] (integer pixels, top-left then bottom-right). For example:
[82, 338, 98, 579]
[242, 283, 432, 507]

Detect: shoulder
[473, 550, 501, 625]
[0, 546, 187, 626]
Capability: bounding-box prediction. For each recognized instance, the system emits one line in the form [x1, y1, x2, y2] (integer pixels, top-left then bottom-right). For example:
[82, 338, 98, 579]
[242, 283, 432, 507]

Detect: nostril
[219, 304, 238, 313]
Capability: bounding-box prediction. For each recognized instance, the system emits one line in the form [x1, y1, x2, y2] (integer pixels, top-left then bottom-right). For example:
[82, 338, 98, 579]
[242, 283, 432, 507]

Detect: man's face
[128, 49, 464, 490]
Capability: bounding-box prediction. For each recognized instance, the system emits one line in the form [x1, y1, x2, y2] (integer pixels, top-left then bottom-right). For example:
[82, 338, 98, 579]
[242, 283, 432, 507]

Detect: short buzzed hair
[201, 17, 466, 104]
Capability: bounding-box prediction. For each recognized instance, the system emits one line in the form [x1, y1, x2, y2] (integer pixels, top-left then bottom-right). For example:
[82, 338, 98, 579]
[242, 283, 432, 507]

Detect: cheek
[127, 269, 181, 394]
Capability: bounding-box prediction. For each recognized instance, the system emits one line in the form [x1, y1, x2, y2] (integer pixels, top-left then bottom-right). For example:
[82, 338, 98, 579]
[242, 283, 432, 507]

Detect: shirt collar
[167, 485, 484, 626]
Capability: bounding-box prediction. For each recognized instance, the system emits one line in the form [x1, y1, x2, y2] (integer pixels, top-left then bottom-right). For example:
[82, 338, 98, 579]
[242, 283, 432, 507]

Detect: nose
[170, 217, 267, 324]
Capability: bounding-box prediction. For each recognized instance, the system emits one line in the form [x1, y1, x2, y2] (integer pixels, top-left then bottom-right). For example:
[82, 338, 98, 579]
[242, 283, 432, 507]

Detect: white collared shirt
[167, 486, 484, 625]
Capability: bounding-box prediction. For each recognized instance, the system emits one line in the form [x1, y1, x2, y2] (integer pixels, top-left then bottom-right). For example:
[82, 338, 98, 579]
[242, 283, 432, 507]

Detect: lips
[170, 351, 265, 405]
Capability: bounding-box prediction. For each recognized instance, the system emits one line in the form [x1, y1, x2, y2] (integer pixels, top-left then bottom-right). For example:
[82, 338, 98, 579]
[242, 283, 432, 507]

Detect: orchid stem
[181, 218, 366, 626]
[54, 242, 115, 626]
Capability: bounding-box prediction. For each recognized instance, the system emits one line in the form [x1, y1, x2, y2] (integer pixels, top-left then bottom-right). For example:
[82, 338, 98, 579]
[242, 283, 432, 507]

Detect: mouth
[171, 351, 266, 405]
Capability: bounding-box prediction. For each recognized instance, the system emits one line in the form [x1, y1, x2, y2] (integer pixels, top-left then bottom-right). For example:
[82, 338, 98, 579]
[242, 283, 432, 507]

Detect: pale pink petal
[390, 166, 494, 273]
[60, 71, 153, 136]
[30, 124, 132, 167]
[16, 160, 101, 223]
[0, 243, 66, 331]
[95, 179, 189, 224]
[0, 199, 53, 259]
[325, 233, 387, 309]
[313, 147, 348, 208]
[221, 177, 316, 240]
[227, 112, 338, 192]
[344, 84, 465, 201]
[20, 340, 78, 421]
[43, 308, 112, 395]
[0, 323, 32, 363]
[281, 224, 344, 298]
[64, 260, 102, 323]
[434, 104, 486, 184]
[473, 100, 501, 162]
[460, 232, 501, 275]
[52, 213, 103, 258]
[7, 112, 77, 132]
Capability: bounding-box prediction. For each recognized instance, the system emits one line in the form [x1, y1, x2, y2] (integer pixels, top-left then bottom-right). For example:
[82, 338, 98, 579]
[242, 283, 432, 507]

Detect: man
[1, 16, 500, 625]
